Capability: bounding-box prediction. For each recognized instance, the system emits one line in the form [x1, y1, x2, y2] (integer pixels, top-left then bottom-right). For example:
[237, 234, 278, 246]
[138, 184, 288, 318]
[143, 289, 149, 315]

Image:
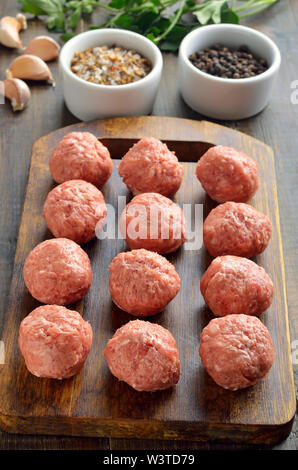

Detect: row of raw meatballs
[19, 132, 274, 392]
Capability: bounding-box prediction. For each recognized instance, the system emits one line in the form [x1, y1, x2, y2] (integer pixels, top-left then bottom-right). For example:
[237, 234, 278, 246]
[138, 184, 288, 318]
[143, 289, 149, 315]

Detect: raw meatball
[120, 192, 187, 254]
[42, 179, 107, 244]
[104, 320, 180, 391]
[19, 305, 92, 379]
[118, 137, 183, 197]
[199, 314, 275, 390]
[200, 256, 274, 317]
[203, 202, 272, 258]
[49, 132, 113, 188]
[196, 145, 259, 203]
[109, 249, 181, 316]
[23, 238, 92, 305]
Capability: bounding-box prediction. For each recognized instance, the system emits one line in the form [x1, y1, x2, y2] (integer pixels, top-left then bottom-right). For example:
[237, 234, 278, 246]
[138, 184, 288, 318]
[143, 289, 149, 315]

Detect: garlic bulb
[25, 36, 60, 62]
[0, 14, 27, 49]
[6, 55, 55, 86]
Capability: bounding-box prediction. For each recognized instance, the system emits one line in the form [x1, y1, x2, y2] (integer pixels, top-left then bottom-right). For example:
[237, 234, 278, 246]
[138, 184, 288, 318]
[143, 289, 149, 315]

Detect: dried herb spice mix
[71, 45, 152, 86]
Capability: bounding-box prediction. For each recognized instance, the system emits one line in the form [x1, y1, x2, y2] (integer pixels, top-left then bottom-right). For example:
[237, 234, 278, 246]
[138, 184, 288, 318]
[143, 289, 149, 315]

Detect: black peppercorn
[189, 44, 268, 79]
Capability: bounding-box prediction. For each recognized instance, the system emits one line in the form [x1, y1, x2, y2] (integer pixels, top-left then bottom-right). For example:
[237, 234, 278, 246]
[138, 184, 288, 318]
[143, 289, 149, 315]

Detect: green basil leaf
[150, 0, 163, 6]
[134, 11, 160, 32]
[160, 40, 180, 52]
[18, 0, 46, 15]
[35, 0, 64, 15]
[82, 5, 93, 14]
[193, 0, 227, 25]
[108, 0, 126, 9]
[46, 11, 65, 31]
[213, 1, 228, 23]
[67, 6, 82, 28]
[221, 7, 239, 24]
[146, 33, 158, 44]
[114, 15, 133, 28]
[60, 31, 75, 42]
[165, 24, 188, 42]
[64, 1, 79, 9]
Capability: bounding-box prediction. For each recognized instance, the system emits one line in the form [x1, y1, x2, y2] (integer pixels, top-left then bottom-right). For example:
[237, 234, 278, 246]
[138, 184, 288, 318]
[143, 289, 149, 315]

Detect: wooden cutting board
[0, 116, 295, 444]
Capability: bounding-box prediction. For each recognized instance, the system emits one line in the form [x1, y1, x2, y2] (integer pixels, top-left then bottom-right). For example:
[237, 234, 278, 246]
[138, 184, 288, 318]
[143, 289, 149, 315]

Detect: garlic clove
[0, 78, 31, 112]
[0, 14, 27, 49]
[6, 55, 55, 86]
[25, 36, 60, 62]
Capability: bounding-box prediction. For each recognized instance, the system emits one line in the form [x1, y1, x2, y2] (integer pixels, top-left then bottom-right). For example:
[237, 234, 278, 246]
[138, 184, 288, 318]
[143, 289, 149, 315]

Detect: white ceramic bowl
[178, 24, 281, 120]
[59, 29, 163, 121]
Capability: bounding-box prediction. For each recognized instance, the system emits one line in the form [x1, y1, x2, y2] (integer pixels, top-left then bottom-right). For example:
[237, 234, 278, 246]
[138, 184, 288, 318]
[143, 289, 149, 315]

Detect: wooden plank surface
[0, 116, 295, 444]
[0, 0, 297, 451]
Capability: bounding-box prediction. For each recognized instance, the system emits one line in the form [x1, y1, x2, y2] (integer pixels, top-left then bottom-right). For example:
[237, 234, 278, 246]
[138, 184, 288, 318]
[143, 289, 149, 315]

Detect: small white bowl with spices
[178, 24, 281, 120]
[59, 29, 163, 121]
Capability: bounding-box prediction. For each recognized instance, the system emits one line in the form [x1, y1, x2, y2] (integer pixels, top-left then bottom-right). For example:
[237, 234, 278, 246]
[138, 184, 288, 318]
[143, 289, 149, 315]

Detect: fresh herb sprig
[18, 0, 279, 51]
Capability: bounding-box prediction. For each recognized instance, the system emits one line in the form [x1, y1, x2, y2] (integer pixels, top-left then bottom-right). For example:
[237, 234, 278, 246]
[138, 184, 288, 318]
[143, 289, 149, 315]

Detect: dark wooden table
[0, 0, 297, 451]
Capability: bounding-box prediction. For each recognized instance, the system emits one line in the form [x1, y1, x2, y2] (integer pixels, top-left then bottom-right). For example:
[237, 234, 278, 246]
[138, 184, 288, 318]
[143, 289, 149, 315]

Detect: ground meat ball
[196, 145, 259, 203]
[199, 314, 275, 390]
[42, 179, 107, 244]
[104, 320, 180, 391]
[23, 238, 92, 305]
[109, 249, 181, 316]
[120, 192, 187, 254]
[118, 137, 183, 197]
[203, 202, 272, 258]
[49, 132, 113, 188]
[200, 256, 274, 317]
[19, 305, 93, 379]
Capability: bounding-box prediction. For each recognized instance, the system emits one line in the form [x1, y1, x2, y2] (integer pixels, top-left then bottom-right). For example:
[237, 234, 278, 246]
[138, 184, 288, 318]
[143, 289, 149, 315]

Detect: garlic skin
[0, 78, 31, 112]
[25, 36, 60, 62]
[0, 14, 27, 49]
[6, 55, 55, 86]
